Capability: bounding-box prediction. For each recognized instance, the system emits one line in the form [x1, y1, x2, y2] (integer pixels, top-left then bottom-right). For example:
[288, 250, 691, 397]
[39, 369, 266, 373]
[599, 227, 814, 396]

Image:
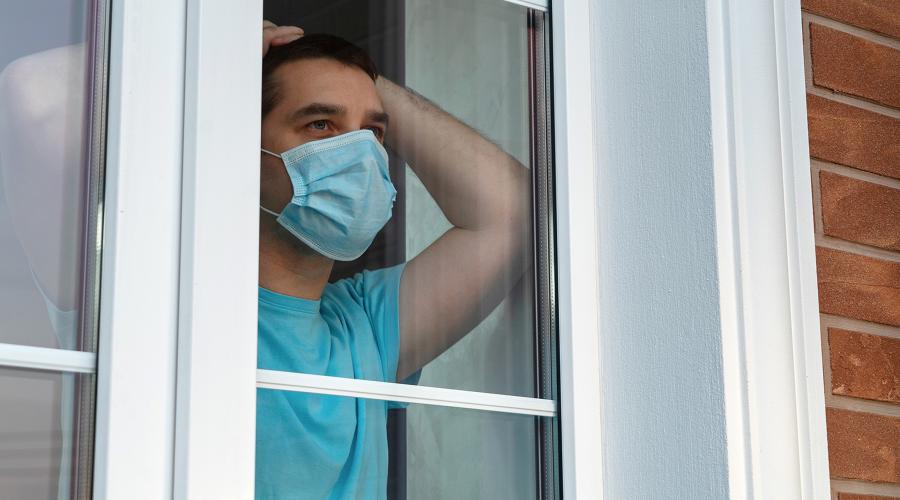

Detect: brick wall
[801, 2, 900, 499]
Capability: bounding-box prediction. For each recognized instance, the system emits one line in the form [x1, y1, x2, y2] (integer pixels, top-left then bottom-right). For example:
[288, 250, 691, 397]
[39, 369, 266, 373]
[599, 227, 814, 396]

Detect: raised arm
[0, 44, 87, 311]
[377, 78, 531, 381]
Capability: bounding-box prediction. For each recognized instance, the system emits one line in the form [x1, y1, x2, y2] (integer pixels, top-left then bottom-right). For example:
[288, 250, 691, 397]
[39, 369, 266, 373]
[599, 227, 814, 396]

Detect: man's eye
[309, 120, 328, 130]
[367, 127, 384, 138]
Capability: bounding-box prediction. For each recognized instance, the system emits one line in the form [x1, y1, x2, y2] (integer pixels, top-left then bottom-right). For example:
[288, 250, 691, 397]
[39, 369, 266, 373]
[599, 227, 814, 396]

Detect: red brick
[807, 95, 900, 180]
[820, 171, 900, 251]
[816, 247, 900, 326]
[803, 0, 900, 39]
[827, 408, 900, 483]
[810, 24, 900, 109]
[829, 327, 900, 403]
[838, 493, 900, 500]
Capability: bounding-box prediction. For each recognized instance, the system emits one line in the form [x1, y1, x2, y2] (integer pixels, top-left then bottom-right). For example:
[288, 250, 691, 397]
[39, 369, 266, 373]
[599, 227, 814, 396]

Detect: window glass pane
[402, 0, 534, 397]
[407, 1, 559, 405]
[405, 403, 539, 500]
[0, 367, 94, 499]
[256, 389, 544, 499]
[0, 2, 107, 499]
[0, 1, 105, 353]
[260, 0, 552, 398]
[257, 1, 556, 497]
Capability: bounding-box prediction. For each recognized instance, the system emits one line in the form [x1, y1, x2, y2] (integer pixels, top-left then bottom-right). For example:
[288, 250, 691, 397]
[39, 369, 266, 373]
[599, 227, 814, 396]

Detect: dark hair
[262, 33, 379, 118]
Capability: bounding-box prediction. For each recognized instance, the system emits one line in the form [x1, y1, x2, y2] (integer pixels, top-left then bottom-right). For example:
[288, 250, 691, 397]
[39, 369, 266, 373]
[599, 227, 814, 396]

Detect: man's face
[260, 57, 387, 214]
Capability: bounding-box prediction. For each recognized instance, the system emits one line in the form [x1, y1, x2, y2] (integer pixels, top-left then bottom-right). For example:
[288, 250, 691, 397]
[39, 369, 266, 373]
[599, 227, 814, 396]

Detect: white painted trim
[707, 0, 830, 498]
[0, 343, 96, 373]
[92, 0, 186, 497]
[551, 0, 604, 498]
[777, 1, 832, 496]
[257, 370, 556, 417]
[707, 0, 750, 495]
[173, 0, 261, 498]
[502, 0, 548, 12]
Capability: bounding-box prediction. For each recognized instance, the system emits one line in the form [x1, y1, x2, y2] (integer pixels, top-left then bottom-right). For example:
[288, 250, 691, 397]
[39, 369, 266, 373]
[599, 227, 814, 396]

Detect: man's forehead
[275, 58, 380, 104]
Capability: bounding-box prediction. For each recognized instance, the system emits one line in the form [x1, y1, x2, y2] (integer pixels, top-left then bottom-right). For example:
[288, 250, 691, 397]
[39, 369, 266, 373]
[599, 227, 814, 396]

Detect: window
[0, 1, 827, 498]
[256, 0, 558, 498]
[1, 0, 611, 498]
[0, 1, 109, 498]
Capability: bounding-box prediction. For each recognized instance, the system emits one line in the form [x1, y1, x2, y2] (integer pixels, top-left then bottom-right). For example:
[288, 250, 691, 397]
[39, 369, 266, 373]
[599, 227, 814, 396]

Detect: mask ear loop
[259, 205, 281, 217]
[260, 148, 285, 217]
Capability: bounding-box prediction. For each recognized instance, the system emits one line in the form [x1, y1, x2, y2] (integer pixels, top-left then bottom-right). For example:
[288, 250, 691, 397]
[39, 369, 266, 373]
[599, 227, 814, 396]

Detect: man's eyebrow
[366, 110, 389, 126]
[288, 102, 346, 123]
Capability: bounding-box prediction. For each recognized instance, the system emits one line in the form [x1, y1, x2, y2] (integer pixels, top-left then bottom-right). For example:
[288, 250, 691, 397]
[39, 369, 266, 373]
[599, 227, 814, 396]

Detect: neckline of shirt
[258, 286, 322, 314]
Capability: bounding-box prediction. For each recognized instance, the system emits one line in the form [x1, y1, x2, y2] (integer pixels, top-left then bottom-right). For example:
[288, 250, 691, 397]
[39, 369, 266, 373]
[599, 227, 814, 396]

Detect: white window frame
[75, 0, 830, 498]
[171, 0, 262, 497]
[93, 0, 187, 497]
[551, 0, 603, 497]
[707, 0, 830, 497]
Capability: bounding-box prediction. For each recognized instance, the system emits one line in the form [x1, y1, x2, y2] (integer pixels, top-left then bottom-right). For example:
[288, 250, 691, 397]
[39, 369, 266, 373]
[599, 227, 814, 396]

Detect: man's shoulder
[322, 264, 405, 312]
[1, 44, 86, 122]
[333, 263, 404, 293]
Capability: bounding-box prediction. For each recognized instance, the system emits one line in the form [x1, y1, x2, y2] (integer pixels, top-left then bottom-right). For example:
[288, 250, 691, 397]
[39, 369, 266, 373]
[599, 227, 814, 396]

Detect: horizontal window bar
[0, 342, 97, 374]
[257, 369, 557, 417]
[503, 0, 548, 12]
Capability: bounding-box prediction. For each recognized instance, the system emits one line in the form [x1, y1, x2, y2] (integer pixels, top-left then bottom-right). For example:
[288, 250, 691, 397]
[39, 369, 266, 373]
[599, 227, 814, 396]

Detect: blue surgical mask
[260, 130, 396, 261]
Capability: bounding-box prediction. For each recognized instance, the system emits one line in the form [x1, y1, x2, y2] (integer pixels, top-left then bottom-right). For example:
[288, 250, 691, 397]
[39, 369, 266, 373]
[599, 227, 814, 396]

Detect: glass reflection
[0, 3, 92, 351]
[0, 3, 104, 499]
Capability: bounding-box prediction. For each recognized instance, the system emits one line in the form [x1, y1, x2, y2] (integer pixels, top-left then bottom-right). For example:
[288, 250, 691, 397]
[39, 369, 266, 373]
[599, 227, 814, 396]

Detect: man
[256, 23, 529, 499]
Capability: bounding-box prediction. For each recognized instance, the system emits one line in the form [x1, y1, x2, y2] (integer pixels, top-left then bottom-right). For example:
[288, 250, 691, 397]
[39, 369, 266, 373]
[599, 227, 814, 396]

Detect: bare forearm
[376, 77, 528, 232]
[379, 80, 535, 377]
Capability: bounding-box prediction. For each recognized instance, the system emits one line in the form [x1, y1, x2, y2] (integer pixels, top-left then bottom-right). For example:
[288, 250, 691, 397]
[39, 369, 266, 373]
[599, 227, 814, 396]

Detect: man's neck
[258, 228, 334, 300]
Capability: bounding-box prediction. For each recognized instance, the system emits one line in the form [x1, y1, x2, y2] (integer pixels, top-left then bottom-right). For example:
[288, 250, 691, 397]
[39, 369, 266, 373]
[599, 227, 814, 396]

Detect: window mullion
[550, 0, 605, 498]
[92, 0, 187, 498]
[257, 369, 556, 417]
[173, 0, 261, 498]
[0, 343, 96, 374]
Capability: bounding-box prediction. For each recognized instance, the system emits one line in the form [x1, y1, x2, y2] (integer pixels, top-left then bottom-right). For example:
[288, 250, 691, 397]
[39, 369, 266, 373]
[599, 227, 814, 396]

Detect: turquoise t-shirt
[256, 264, 406, 500]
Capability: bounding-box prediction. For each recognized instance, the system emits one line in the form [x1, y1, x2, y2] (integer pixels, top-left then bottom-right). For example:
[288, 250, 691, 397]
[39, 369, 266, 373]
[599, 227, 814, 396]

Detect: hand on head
[262, 20, 303, 57]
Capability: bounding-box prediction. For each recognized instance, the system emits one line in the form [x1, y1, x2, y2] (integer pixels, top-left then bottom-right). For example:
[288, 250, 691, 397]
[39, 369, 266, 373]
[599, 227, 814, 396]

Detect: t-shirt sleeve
[29, 269, 79, 350]
[358, 263, 420, 386]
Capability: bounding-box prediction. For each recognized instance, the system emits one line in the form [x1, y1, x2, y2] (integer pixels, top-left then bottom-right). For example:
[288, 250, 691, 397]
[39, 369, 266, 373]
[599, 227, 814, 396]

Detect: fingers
[272, 29, 303, 45]
[262, 21, 304, 56]
[263, 23, 304, 42]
